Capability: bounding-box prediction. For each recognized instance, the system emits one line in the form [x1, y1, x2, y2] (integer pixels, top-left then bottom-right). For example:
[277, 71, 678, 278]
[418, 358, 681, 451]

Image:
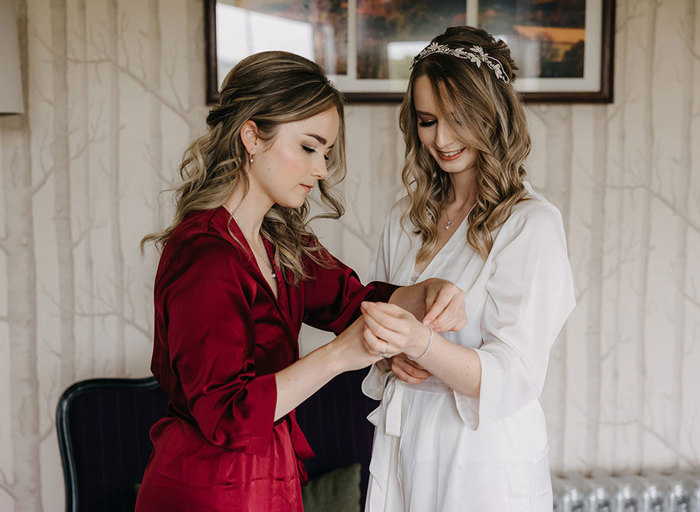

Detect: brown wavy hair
[142, 51, 346, 283]
[400, 26, 530, 261]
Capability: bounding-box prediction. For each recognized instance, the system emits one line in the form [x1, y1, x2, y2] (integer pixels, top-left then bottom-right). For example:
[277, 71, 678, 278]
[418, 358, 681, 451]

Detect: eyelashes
[418, 120, 436, 127]
[302, 146, 330, 161]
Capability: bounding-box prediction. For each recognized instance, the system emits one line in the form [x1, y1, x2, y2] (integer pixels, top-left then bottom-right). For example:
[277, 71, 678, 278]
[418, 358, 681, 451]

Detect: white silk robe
[363, 183, 576, 511]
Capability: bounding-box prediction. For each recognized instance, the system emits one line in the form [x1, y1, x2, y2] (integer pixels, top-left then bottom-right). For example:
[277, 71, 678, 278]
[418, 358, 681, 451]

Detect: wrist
[316, 339, 346, 377]
[407, 324, 434, 361]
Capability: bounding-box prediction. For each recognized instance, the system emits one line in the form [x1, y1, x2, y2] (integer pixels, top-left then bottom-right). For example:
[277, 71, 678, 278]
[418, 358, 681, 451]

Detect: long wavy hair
[400, 26, 530, 261]
[142, 51, 347, 283]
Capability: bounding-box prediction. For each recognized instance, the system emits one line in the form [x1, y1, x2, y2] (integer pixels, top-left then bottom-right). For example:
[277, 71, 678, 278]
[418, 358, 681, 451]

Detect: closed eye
[419, 120, 436, 127]
[304, 145, 331, 161]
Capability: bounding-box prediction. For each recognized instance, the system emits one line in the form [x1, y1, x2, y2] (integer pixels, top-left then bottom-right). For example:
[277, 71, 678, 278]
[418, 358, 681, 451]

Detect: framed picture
[205, 0, 614, 104]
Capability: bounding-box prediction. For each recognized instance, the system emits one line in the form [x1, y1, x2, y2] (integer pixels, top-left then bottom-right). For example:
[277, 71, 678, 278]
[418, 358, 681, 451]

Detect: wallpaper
[0, 0, 698, 509]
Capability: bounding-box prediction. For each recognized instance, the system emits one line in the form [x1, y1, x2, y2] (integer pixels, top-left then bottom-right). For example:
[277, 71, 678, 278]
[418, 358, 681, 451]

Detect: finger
[391, 361, 427, 384]
[393, 356, 432, 380]
[430, 302, 468, 332]
[423, 285, 456, 325]
[362, 325, 386, 355]
[399, 355, 431, 375]
[363, 326, 397, 357]
[430, 309, 455, 333]
[363, 310, 408, 343]
[423, 281, 439, 310]
[362, 302, 412, 324]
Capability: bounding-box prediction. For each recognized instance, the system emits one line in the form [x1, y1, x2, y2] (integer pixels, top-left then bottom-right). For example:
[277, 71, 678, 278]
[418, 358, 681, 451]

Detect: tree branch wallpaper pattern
[0, 0, 698, 509]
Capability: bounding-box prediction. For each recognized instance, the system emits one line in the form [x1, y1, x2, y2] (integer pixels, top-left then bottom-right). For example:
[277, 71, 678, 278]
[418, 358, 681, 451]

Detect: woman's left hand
[390, 353, 432, 384]
[420, 278, 467, 332]
[360, 301, 432, 360]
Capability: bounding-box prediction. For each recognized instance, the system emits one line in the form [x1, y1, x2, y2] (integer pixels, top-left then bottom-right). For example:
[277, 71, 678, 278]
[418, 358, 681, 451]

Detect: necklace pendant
[445, 221, 452, 230]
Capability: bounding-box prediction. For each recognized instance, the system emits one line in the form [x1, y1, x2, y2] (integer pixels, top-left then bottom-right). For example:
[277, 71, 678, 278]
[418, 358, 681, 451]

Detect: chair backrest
[295, 368, 379, 509]
[56, 377, 169, 512]
[56, 370, 378, 511]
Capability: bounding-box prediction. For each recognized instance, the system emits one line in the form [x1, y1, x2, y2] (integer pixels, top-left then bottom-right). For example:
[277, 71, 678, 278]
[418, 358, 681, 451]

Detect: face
[248, 107, 340, 209]
[412, 75, 477, 176]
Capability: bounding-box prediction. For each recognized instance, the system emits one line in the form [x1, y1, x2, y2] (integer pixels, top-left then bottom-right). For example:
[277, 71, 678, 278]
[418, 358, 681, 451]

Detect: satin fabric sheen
[135, 207, 397, 511]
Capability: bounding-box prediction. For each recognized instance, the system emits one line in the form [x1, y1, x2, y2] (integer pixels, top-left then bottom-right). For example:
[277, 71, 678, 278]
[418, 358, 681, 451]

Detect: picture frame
[205, 0, 614, 104]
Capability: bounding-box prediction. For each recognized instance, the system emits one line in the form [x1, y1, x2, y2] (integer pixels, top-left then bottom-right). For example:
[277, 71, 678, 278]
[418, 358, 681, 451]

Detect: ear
[239, 120, 259, 155]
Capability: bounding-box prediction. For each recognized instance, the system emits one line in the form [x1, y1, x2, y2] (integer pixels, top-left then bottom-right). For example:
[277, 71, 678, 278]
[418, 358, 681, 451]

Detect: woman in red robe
[135, 51, 466, 512]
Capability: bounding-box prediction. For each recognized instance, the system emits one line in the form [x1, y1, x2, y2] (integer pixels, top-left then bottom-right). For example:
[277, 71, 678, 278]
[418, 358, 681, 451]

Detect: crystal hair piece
[411, 42, 510, 84]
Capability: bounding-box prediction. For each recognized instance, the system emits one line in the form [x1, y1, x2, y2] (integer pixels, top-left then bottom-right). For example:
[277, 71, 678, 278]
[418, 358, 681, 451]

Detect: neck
[447, 169, 477, 208]
[224, 183, 273, 240]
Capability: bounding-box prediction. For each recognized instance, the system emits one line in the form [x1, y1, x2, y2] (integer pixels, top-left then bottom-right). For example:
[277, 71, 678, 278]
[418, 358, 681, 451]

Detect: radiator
[552, 470, 700, 512]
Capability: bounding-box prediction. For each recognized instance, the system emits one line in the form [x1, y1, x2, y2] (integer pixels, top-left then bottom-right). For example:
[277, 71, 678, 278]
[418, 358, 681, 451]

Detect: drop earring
[249, 153, 254, 163]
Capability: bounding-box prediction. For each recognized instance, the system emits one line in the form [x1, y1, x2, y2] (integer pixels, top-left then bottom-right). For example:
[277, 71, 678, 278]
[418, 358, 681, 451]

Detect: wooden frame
[205, 0, 614, 104]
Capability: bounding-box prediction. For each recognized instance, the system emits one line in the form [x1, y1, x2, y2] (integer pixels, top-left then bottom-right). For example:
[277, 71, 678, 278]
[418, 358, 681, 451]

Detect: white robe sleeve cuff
[362, 362, 392, 402]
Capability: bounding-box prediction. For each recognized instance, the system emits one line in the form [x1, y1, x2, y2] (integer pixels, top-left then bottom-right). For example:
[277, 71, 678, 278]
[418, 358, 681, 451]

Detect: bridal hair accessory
[411, 43, 510, 84]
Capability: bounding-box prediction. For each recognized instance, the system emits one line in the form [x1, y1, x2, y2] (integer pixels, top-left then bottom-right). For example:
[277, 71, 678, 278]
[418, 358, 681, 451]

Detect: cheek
[274, 146, 306, 179]
[417, 129, 432, 148]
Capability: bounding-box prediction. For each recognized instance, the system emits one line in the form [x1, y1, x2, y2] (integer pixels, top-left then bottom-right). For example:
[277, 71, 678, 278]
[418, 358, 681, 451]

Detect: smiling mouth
[437, 148, 465, 160]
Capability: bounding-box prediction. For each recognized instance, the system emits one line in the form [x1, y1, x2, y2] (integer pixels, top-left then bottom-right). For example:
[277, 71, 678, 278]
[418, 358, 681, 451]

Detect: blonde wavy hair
[400, 26, 531, 261]
[142, 51, 346, 283]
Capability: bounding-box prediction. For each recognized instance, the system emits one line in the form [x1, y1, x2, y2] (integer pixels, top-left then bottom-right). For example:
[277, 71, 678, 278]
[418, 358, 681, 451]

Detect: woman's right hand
[390, 353, 432, 384]
[331, 315, 383, 373]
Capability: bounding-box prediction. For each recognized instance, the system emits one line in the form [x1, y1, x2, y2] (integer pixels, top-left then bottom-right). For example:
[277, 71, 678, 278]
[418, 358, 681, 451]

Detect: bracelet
[408, 325, 433, 361]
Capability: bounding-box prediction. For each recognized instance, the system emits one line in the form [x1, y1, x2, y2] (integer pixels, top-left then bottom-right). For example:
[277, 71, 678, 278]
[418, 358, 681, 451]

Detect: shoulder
[491, 182, 567, 254]
[382, 195, 412, 233]
[507, 182, 565, 233]
[159, 209, 244, 277]
[387, 196, 409, 223]
[168, 208, 223, 244]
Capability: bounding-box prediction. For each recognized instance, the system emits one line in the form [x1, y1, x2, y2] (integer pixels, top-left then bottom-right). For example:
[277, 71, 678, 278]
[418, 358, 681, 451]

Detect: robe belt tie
[365, 373, 452, 504]
[367, 375, 452, 438]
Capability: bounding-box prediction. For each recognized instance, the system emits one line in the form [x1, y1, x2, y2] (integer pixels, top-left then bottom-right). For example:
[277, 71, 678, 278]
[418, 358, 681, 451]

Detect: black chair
[296, 368, 378, 508]
[56, 370, 378, 511]
[56, 377, 169, 512]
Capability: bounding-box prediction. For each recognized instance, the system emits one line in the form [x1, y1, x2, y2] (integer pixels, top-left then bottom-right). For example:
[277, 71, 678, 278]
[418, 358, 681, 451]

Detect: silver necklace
[443, 202, 475, 231]
[223, 205, 277, 279]
[444, 208, 454, 230]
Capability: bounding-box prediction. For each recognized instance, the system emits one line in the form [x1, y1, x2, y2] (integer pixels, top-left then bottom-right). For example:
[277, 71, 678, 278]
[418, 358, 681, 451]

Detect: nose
[434, 122, 455, 150]
[311, 155, 329, 180]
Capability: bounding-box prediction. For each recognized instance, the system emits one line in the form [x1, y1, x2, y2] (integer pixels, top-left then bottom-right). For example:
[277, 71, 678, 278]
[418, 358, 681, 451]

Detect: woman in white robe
[360, 26, 576, 512]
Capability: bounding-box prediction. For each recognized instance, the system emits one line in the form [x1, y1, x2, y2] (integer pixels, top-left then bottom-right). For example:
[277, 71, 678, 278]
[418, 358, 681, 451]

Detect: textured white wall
[0, 0, 698, 510]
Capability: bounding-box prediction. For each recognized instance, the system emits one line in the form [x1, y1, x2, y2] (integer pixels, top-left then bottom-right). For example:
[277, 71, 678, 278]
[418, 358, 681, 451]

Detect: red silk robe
[135, 207, 397, 512]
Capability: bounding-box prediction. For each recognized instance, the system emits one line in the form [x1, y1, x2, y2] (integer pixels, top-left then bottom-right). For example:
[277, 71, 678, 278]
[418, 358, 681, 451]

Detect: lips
[300, 184, 313, 193]
[437, 148, 465, 161]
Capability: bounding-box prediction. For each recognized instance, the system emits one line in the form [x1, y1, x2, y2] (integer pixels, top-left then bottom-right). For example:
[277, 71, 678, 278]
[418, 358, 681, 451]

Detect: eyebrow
[415, 110, 435, 117]
[305, 133, 328, 145]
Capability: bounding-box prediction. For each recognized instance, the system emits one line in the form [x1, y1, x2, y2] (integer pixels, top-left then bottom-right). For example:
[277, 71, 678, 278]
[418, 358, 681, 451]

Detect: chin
[438, 163, 468, 174]
[278, 197, 306, 209]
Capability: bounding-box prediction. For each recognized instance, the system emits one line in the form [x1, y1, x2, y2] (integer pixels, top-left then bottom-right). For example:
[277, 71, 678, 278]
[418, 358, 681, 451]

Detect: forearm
[414, 333, 482, 398]
[273, 342, 342, 421]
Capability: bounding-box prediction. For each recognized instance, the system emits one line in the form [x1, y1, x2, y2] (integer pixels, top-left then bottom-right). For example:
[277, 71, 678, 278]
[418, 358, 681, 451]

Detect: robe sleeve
[362, 213, 395, 401]
[453, 205, 576, 430]
[164, 234, 277, 455]
[368, 206, 393, 284]
[302, 244, 397, 335]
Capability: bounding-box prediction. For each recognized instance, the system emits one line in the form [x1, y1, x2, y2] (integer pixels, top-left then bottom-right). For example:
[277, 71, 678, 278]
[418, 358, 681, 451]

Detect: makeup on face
[413, 75, 477, 175]
[248, 108, 339, 209]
